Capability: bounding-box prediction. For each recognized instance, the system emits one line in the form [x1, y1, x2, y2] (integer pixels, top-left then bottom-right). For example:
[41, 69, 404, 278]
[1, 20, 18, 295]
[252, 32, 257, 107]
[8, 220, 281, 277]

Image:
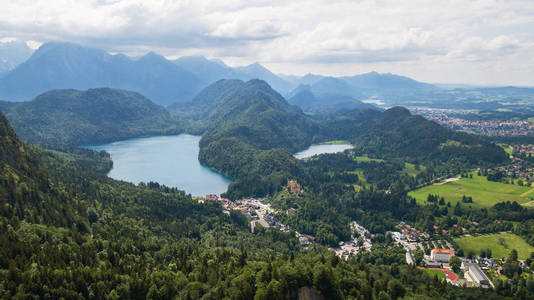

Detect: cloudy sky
[0, 0, 533, 85]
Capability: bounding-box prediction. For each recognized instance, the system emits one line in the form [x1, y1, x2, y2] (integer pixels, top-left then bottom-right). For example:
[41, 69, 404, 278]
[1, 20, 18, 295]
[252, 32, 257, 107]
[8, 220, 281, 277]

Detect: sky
[0, 0, 533, 86]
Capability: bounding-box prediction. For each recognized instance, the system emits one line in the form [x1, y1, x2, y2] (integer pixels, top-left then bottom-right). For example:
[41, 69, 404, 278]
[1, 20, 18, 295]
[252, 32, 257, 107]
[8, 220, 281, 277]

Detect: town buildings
[431, 248, 454, 263]
[466, 262, 491, 287]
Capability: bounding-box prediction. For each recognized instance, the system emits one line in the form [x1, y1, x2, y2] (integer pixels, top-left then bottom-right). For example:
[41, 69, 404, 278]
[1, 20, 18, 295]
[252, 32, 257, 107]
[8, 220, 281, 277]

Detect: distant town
[199, 189, 523, 289]
[413, 108, 534, 136]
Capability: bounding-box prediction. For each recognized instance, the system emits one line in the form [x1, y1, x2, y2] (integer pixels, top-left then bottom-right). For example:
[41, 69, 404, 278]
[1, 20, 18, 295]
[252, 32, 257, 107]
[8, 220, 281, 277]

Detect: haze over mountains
[0, 40, 33, 75]
[0, 42, 434, 105]
[1, 41, 534, 113]
[0, 42, 300, 105]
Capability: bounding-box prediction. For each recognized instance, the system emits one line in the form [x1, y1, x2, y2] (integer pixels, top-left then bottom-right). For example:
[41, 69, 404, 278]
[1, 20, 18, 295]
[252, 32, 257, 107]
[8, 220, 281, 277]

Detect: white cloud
[0, 0, 533, 85]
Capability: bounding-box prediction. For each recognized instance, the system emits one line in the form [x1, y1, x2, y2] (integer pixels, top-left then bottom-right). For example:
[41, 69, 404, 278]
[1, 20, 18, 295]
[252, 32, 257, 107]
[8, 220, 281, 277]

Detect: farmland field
[454, 233, 534, 260]
[408, 173, 534, 207]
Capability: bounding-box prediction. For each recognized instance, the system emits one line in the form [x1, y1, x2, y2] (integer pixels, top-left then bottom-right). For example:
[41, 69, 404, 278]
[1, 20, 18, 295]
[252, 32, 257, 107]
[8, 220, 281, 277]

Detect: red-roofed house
[205, 194, 218, 201]
[431, 249, 454, 263]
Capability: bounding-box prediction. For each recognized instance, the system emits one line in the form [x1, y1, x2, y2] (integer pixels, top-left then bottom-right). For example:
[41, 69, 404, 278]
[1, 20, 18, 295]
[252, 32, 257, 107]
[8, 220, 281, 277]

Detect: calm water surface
[87, 134, 232, 196]
[294, 144, 353, 159]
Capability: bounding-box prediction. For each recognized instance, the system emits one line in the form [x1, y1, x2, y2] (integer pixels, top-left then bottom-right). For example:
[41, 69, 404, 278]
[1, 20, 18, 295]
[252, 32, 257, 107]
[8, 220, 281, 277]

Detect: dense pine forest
[2, 76, 534, 298]
[1, 101, 530, 299]
[2, 1, 534, 296]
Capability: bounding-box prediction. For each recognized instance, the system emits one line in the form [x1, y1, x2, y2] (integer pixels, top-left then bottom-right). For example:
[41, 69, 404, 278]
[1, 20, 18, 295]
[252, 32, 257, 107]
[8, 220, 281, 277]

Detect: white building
[431, 248, 454, 263]
[466, 263, 490, 287]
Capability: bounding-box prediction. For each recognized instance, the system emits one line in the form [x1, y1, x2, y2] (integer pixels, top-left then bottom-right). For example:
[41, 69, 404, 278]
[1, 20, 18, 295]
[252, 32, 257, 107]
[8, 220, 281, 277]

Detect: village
[199, 179, 532, 291]
[200, 188, 374, 255]
[390, 221, 534, 289]
[392, 222, 493, 288]
[413, 108, 534, 136]
[199, 191, 534, 289]
[482, 147, 534, 182]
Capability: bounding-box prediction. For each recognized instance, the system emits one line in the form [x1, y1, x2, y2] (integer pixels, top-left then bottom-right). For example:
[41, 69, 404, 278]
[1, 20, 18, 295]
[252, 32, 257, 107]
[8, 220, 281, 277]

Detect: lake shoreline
[85, 134, 233, 196]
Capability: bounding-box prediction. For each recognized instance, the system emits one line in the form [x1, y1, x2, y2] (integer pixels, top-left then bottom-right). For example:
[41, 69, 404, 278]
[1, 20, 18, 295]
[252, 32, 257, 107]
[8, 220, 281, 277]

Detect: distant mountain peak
[139, 51, 167, 62]
[245, 78, 269, 85]
[34, 41, 100, 54]
[175, 55, 211, 63]
[382, 106, 411, 119]
[240, 62, 268, 72]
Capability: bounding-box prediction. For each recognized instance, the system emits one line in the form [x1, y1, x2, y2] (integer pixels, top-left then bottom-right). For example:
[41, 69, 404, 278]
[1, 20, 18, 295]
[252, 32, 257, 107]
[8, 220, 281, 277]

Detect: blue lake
[294, 144, 353, 159]
[86, 134, 232, 196]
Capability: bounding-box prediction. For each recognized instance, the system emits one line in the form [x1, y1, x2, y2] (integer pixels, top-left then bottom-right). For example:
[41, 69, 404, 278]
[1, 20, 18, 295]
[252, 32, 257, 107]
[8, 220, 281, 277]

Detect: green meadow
[423, 269, 446, 279]
[408, 173, 534, 207]
[454, 233, 534, 260]
[350, 154, 384, 163]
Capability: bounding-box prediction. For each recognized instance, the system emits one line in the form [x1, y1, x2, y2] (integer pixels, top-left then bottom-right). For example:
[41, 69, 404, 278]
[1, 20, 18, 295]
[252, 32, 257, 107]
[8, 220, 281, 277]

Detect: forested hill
[351, 106, 507, 166]
[197, 79, 321, 151]
[0, 94, 520, 298]
[186, 79, 507, 199]
[0, 88, 182, 145]
[184, 79, 319, 198]
[0, 110, 297, 298]
[287, 83, 378, 114]
[168, 79, 245, 128]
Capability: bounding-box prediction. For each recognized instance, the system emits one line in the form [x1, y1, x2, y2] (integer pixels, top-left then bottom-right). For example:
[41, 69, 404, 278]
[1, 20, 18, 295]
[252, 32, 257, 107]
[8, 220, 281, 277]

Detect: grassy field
[454, 233, 534, 260]
[408, 173, 534, 207]
[350, 154, 384, 163]
[423, 269, 446, 279]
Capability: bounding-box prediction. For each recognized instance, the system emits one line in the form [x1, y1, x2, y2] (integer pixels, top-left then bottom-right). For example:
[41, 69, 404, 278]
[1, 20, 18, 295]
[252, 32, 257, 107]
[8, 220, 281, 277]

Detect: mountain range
[287, 77, 377, 114]
[0, 41, 438, 111]
[0, 43, 201, 105]
[2, 41, 533, 113]
[0, 42, 298, 106]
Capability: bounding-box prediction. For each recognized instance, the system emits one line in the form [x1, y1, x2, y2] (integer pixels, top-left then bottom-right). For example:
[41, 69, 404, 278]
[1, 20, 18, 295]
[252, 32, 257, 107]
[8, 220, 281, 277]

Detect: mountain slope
[168, 79, 245, 123]
[352, 106, 507, 165]
[0, 109, 302, 299]
[182, 79, 321, 198]
[0, 42, 201, 105]
[233, 63, 294, 94]
[288, 83, 377, 114]
[0, 40, 33, 73]
[342, 71, 436, 93]
[174, 57, 295, 94]
[0, 111, 79, 227]
[197, 79, 320, 151]
[173, 55, 235, 85]
[0, 88, 182, 145]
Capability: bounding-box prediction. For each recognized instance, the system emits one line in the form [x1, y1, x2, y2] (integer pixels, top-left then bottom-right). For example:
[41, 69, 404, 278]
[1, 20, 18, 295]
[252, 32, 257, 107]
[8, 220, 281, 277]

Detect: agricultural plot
[408, 173, 534, 207]
[454, 233, 534, 260]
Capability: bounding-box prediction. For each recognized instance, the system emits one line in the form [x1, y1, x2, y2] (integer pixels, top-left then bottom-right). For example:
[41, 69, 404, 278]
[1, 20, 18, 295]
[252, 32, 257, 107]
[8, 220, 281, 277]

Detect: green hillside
[352, 107, 507, 167]
[0, 109, 514, 299]
[409, 173, 534, 207]
[0, 88, 182, 145]
[454, 233, 534, 260]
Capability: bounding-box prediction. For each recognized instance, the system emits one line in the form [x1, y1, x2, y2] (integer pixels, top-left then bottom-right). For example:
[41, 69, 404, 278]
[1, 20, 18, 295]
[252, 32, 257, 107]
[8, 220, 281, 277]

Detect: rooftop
[432, 248, 454, 255]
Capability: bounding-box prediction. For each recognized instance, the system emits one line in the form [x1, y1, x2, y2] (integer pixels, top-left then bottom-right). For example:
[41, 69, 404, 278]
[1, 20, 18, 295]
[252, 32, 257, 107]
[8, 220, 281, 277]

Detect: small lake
[294, 144, 353, 159]
[86, 134, 232, 196]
